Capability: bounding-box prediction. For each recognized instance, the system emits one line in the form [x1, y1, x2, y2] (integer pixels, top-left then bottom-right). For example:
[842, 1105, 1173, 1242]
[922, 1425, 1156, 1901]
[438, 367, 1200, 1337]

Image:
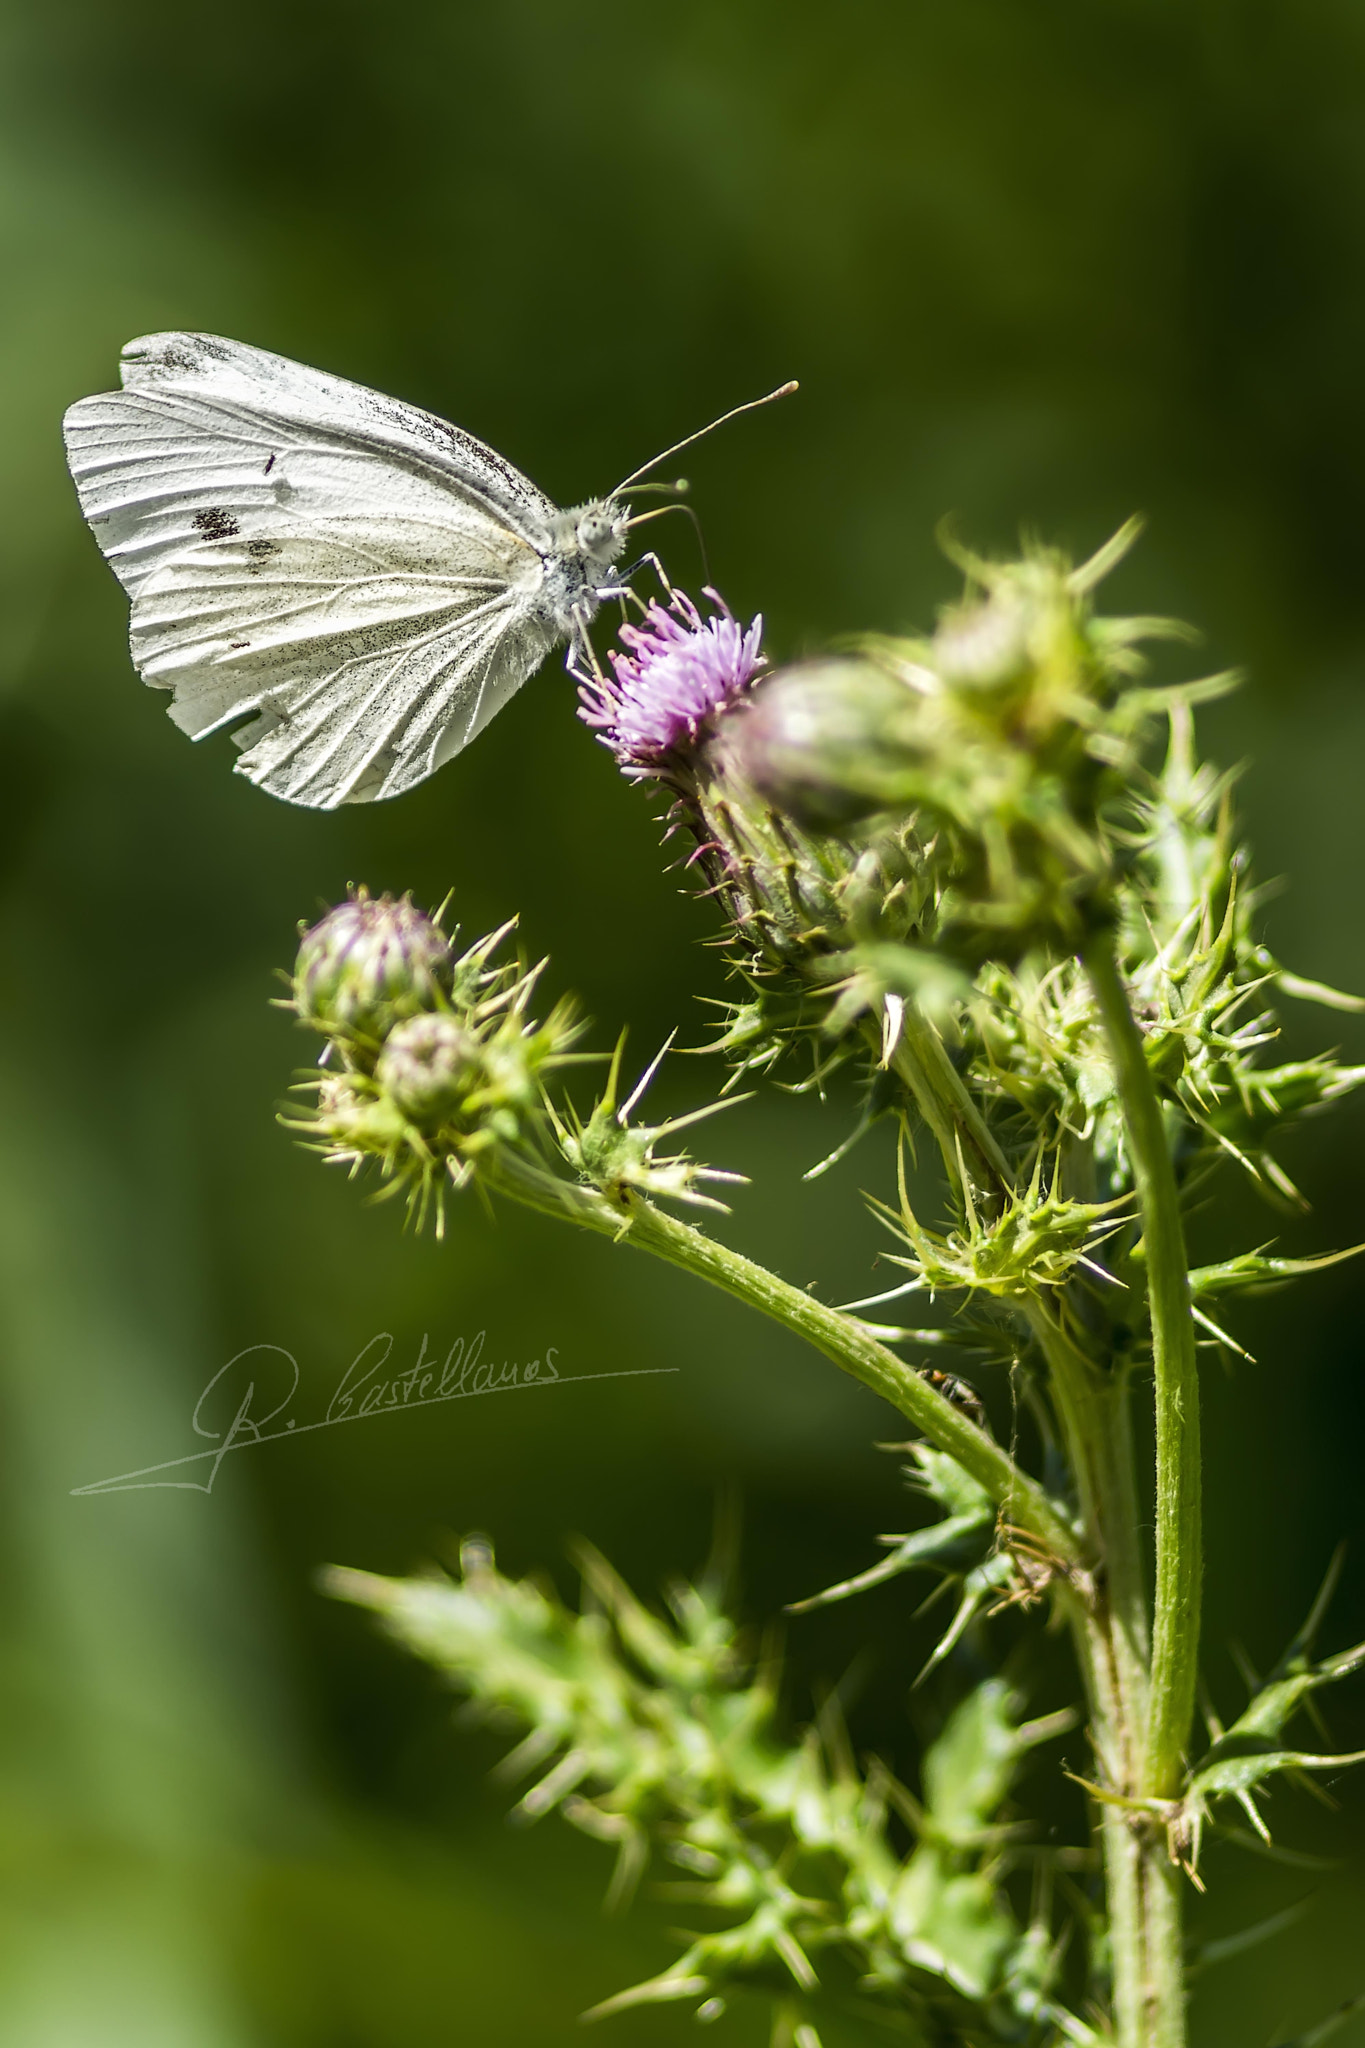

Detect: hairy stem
[1077, 930, 1197, 2048]
[875, 983, 1180, 2036]
[492, 1153, 1082, 1569]
[879, 1006, 1013, 1206]
[1028, 1298, 1186, 2046]
[1024, 1301, 1149, 1716]
[1081, 930, 1201, 1795]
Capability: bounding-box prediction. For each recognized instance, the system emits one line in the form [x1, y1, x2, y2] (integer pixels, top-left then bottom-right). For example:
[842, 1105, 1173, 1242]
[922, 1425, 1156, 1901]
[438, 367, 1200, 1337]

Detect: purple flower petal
[579, 587, 765, 778]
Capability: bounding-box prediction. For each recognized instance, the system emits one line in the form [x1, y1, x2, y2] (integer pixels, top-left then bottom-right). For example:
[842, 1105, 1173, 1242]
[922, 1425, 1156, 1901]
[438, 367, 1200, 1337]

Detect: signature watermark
[73, 1332, 676, 1496]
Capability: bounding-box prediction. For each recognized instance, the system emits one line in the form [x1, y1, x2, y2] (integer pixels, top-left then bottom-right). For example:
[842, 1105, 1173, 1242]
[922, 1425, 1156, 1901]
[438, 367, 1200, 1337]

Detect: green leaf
[1180, 1555, 1365, 1865]
[890, 1854, 1016, 2001]
[923, 1678, 1042, 1840]
[1188, 1738, 1365, 1806]
[785, 1444, 995, 1615]
[326, 1543, 1092, 2044]
[1188, 1244, 1365, 1299]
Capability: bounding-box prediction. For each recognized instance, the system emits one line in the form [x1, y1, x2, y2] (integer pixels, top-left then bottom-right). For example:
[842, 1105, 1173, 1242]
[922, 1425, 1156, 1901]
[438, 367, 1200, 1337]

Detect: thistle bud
[931, 587, 1034, 693]
[283, 902, 584, 1233]
[374, 1013, 480, 1125]
[724, 537, 1172, 966]
[724, 657, 928, 830]
[293, 889, 453, 1044]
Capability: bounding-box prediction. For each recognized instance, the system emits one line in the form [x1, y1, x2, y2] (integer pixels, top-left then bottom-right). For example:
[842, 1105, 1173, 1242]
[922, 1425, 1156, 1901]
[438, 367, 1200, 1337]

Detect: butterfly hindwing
[124, 524, 555, 806]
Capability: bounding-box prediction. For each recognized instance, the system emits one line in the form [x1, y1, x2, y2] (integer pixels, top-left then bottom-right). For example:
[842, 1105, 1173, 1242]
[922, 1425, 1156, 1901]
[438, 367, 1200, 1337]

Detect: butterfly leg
[564, 604, 607, 688]
[620, 549, 676, 600]
[563, 641, 594, 688]
[607, 553, 674, 623]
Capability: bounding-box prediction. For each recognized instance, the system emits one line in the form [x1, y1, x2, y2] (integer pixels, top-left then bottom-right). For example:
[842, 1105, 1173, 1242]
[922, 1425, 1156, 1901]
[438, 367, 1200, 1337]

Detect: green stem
[1060, 1586, 1148, 2048]
[1081, 930, 1201, 1798]
[879, 1009, 1013, 1204]
[871, 992, 1183, 2037]
[492, 1154, 1082, 1570]
[1028, 1297, 1187, 2046]
[1067, 1604, 1186, 2047]
[1075, 931, 1196, 2048]
[1023, 1301, 1149, 1716]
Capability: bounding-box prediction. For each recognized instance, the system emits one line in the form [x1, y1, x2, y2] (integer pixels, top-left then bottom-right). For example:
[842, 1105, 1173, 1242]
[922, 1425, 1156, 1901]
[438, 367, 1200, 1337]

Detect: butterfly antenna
[613, 381, 799, 495]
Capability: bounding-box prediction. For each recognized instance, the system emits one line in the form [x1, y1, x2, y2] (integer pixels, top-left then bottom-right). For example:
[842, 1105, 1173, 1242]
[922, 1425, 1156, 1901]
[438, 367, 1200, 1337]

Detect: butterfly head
[564, 498, 630, 569]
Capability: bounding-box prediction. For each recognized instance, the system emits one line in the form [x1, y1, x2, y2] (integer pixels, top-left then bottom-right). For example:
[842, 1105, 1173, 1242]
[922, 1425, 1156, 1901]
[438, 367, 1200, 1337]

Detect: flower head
[375, 1012, 480, 1124]
[579, 587, 764, 780]
[293, 888, 453, 1046]
[284, 897, 583, 1232]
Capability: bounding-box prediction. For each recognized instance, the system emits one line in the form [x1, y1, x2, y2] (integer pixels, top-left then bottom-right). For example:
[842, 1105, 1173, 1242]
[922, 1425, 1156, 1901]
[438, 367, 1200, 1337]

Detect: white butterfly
[64, 332, 792, 810]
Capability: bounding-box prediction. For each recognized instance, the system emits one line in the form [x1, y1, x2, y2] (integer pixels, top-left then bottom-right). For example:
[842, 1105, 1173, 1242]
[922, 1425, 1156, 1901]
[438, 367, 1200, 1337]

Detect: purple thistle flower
[579, 587, 765, 780]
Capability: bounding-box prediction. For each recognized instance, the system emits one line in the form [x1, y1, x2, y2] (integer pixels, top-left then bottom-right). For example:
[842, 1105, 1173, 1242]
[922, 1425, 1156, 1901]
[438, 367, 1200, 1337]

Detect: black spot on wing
[135, 335, 234, 375]
[152, 343, 202, 373]
[193, 507, 240, 540]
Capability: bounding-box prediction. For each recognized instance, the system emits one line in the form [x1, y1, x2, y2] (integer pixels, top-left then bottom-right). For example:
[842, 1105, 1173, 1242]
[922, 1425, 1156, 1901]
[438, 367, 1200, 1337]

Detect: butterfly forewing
[63, 332, 566, 807]
[118, 332, 558, 531]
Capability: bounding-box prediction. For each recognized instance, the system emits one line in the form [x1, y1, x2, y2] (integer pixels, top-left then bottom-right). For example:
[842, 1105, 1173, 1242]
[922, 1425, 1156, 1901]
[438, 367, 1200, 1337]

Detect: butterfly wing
[128, 524, 559, 806]
[63, 332, 562, 806]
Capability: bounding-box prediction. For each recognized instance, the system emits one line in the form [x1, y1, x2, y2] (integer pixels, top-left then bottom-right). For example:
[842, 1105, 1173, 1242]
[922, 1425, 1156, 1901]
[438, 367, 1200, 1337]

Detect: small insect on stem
[920, 1368, 990, 1434]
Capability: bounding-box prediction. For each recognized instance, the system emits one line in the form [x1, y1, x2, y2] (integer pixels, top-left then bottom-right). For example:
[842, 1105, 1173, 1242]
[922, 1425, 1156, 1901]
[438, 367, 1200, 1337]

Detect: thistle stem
[879, 978, 1185, 2037]
[880, 1007, 1013, 1205]
[1026, 1299, 1187, 2047]
[1081, 930, 1201, 1796]
[1075, 931, 1197, 2048]
[492, 1154, 1082, 1569]
[1023, 1302, 1149, 1713]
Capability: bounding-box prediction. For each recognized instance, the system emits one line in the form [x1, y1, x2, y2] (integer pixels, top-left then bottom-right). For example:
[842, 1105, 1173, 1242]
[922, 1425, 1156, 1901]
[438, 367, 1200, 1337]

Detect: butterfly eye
[576, 508, 620, 559]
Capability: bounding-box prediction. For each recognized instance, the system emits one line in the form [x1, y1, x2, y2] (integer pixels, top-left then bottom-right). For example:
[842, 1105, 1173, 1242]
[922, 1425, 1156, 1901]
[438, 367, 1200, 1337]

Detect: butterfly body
[537, 501, 631, 636]
[63, 332, 631, 807]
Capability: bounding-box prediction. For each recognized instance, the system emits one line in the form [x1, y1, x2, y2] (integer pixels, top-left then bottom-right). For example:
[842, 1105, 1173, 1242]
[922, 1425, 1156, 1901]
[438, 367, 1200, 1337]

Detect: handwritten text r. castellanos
[73, 1331, 675, 1496]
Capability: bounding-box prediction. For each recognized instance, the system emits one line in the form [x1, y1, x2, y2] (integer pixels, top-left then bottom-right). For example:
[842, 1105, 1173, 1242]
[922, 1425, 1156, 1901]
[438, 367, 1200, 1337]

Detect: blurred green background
[2, 2, 1365, 2041]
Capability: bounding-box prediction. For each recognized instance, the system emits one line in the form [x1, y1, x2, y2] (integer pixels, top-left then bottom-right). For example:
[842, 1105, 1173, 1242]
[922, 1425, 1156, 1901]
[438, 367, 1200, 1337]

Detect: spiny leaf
[1188, 1244, 1365, 1299]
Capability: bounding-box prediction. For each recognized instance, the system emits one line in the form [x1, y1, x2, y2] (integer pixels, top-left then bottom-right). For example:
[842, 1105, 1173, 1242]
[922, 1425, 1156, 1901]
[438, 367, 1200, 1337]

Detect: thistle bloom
[579, 587, 764, 780]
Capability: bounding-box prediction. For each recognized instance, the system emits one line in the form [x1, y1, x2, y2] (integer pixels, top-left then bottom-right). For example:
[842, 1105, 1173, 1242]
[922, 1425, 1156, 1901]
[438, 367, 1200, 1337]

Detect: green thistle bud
[727, 657, 928, 831]
[317, 1071, 418, 1154]
[293, 888, 453, 1046]
[283, 900, 583, 1233]
[374, 1013, 481, 1125]
[931, 586, 1034, 691]
[721, 527, 1193, 968]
